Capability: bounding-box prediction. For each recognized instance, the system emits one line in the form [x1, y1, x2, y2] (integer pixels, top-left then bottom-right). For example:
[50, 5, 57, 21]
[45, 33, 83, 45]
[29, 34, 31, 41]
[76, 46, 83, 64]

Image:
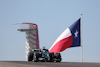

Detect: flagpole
[81, 14, 83, 62]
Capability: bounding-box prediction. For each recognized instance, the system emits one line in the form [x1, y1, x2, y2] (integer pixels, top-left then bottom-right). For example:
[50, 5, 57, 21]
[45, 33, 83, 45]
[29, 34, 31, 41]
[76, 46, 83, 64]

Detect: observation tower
[14, 23, 39, 60]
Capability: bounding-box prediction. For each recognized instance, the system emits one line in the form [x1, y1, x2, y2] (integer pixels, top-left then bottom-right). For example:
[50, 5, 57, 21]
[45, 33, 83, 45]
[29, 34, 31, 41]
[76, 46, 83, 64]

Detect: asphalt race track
[0, 61, 100, 67]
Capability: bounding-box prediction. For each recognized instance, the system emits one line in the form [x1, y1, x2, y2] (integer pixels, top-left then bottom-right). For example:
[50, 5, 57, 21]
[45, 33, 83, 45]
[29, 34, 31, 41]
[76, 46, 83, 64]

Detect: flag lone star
[74, 30, 78, 38]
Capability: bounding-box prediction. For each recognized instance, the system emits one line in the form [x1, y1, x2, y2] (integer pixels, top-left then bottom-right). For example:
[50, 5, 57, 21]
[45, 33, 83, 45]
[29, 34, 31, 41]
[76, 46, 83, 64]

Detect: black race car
[27, 48, 62, 62]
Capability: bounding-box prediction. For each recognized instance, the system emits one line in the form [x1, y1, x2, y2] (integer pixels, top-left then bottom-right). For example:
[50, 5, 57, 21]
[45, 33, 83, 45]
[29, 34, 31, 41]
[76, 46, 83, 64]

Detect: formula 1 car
[27, 48, 62, 62]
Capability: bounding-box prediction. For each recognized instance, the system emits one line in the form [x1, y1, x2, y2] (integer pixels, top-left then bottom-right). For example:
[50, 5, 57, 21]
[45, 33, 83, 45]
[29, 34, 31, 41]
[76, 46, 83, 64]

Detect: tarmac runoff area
[0, 61, 100, 67]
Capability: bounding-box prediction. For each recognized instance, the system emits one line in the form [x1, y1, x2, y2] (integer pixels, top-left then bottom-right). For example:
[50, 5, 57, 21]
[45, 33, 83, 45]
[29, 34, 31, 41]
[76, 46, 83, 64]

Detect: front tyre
[33, 53, 39, 62]
[49, 53, 54, 62]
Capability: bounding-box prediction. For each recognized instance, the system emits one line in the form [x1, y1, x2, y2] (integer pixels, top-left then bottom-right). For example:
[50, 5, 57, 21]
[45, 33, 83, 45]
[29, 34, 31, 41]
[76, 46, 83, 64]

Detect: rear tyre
[56, 58, 62, 62]
[28, 52, 33, 61]
[55, 53, 61, 62]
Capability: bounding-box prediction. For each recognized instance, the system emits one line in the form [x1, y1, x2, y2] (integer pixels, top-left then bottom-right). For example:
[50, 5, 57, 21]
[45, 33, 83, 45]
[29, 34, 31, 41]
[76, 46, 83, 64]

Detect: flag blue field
[69, 18, 81, 47]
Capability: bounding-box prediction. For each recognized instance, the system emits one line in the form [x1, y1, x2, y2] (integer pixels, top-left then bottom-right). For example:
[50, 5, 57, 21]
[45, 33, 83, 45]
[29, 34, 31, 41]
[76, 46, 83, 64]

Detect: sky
[0, 0, 100, 63]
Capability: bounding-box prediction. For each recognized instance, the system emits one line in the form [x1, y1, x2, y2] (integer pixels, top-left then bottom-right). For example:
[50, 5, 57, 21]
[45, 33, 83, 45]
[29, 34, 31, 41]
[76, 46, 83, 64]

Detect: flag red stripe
[49, 36, 72, 54]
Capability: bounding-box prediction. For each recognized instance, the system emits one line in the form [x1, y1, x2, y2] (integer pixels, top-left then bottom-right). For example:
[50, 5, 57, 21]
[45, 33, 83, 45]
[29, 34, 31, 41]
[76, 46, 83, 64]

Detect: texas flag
[49, 18, 81, 54]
